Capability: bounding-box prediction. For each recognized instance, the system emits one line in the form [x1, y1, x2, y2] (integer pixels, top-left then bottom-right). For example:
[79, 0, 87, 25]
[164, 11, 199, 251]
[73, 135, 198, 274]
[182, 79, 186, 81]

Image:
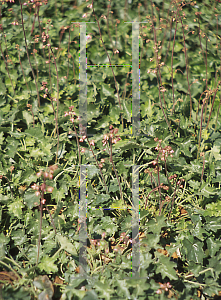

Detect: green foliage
[0, 0, 221, 299]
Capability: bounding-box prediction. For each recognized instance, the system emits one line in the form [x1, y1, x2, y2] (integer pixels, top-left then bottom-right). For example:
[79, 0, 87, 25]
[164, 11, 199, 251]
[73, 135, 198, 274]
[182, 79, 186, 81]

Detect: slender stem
[0, 260, 20, 279]
[197, 98, 207, 159]
[156, 156, 163, 216]
[36, 199, 43, 266]
[71, 121, 81, 167]
[0, 44, 15, 95]
[45, 205, 57, 235]
[19, 0, 40, 107]
[206, 81, 221, 130]
[92, 1, 123, 120]
[17, 47, 30, 91]
[30, 6, 37, 36]
[49, 45, 60, 163]
[201, 154, 205, 182]
[168, 180, 179, 219]
[177, 8, 192, 121]
[0, 176, 14, 198]
[85, 135, 109, 194]
[145, 185, 160, 210]
[110, 137, 123, 202]
[66, 25, 71, 83]
[171, 8, 179, 115]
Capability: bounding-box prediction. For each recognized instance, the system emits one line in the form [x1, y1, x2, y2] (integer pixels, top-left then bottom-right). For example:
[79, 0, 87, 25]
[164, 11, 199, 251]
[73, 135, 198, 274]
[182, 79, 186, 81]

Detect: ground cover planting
[0, 0, 221, 299]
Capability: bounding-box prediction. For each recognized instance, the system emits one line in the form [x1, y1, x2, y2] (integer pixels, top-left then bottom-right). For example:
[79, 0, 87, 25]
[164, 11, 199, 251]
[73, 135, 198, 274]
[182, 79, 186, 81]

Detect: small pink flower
[49, 173, 53, 180]
[47, 186, 54, 193]
[40, 183, 46, 192]
[36, 171, 42, 177]
[31, 183, 37, 190]
[90, 239, 97, 246]
[41, 199, 46, 204]
[44, 172, 49, 178]
[86, 34, 92, 41]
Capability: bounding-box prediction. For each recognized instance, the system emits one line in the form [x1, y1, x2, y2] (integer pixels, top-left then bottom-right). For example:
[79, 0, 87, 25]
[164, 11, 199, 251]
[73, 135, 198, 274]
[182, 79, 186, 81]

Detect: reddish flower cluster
[64, 106, 79, 123]
[154, 137, 174, 161]
[156, 282, 172, 294]
[102, 125, 121, 147]
[31, 165, 57, 204]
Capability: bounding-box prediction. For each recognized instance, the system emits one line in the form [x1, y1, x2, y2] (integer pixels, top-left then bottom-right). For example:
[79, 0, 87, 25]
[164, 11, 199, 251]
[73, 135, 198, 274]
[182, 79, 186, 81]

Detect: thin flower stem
[19, 0, 40, 107]
[49, 45, 60, 163]
[36, 198, 43, 266]
[110, 137, 124, 203]
[145, 185, 160, 210]
[45, 205, 57, 235]
[171, 8, 179, 115]
[0, 44, 15, 95]
[85, 136, 109, 194]
[201, 155, 205, 182]
[177, 7, 192, 121]
[156, 156, 163, 216]
[0, 260, 20, 279]
[197, 97, 207, 159]
[71, 122, 81, 167]
[92, 1, 123, 130]
[206, 81, 221, 130]
[1, 176, 14, 199]
[168, 179, 183, 219]
[17, 47, 29, 92]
